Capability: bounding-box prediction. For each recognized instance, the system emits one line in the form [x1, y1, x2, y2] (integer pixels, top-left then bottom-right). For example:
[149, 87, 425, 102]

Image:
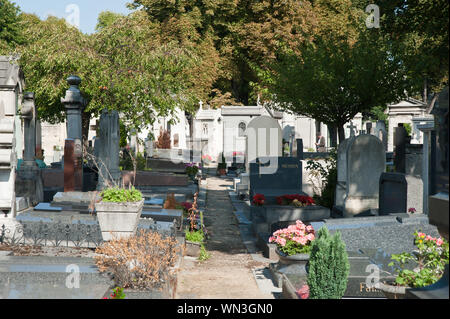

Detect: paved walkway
[176, 176, 274, 299]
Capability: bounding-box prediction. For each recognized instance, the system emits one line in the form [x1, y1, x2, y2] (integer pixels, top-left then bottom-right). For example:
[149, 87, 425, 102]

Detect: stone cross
[347, 122, 357, 137]
[199, 101, 204, 110]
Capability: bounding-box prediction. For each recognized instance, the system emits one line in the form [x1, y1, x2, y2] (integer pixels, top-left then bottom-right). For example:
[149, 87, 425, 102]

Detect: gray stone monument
[245, 116, 283, 172]
[0, 57, 22, 219]
[94, 109, 121, 190]
[375, 120, 388, 151]
[343, 134, 386, 217]
[334, 136, 356, 210]
[61, 75, 85, 192]
[15, 92, 44, 206]
[379, 172, 423, 215]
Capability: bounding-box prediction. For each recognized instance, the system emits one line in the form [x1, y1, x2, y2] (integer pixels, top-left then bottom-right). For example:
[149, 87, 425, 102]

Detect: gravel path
[175, 176, 273, 299]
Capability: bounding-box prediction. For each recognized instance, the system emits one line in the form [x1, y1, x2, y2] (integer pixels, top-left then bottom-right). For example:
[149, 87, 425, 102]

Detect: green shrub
[101, 187, 143, 203]
[306, 149, 337, 209]
[185, 229, 205, 243]
[307, 227, 350, 299]
[198, 244, 211, 262]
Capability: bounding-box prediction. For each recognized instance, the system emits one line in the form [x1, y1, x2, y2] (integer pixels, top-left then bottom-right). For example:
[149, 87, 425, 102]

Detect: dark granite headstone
[379, 173, 407, 215]
[430, 87, 449, 195]
[296, 139, 304, 160]
[249, 157, 303, 204]
[394, 125, 408, 173]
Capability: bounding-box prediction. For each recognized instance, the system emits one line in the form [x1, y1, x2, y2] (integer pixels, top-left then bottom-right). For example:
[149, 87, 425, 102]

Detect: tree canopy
[1, 0, 447, 144]
[0, 0, 23, 52]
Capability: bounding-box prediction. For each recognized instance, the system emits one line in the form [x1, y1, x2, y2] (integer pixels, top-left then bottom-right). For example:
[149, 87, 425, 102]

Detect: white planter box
[95, 199, 144, 241]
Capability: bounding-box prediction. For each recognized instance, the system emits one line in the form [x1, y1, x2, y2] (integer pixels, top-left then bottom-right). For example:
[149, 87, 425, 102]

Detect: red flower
[253, 194, 266, 206]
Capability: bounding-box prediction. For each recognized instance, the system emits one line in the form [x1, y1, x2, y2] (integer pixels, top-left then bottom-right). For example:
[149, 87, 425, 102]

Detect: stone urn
[95, 199, 144, 241]
[270, 248, 310, 288]
[377, 281, 410, 299]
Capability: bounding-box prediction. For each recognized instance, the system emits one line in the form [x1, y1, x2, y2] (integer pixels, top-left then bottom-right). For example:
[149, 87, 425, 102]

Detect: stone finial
[61, 75, 84, 109]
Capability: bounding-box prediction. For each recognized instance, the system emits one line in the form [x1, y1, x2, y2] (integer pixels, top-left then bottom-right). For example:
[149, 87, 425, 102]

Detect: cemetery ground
[176, 176, 274, 299]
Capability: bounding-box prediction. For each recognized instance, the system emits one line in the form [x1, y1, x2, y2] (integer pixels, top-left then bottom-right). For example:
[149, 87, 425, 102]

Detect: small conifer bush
[307, 226, 350, 299]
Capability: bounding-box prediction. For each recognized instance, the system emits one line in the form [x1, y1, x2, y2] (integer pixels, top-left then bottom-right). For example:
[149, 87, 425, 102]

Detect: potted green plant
[378, 231, 449, 299]
[95, 187, 144, 241]
[185, 162, 200, 181]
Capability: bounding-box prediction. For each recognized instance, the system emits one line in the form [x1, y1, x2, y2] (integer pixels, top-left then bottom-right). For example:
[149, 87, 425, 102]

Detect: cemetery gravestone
[334, 136, 356, 209]
[405, 144, 423, 178]
[376, 120, 388, 151]
[343, 135, 386, 217]
[15, 92, 44, 205]
[245, 116, 282, 173]
[94, 109, 121, 190]
[394, 125, 408, 173]
[379, 173, 423, 215]
[249, 157, 303, 204]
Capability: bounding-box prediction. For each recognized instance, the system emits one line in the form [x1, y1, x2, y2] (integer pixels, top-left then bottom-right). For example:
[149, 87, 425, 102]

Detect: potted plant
[185, 162, 200, 181]
[95, 187, 144, 241]
[184, 194, 209, 258]
[378, 231, 449, 299]
[269, 220, 316, 266]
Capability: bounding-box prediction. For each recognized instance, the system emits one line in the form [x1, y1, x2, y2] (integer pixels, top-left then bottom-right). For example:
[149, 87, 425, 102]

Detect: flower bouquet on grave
[252, 193, 266, 206]
[276, 194, 315, 207]
[269, 220, 315, 256]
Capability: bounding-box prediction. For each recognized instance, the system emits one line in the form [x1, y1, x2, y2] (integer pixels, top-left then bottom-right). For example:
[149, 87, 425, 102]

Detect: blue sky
[13, 0, 132, 34]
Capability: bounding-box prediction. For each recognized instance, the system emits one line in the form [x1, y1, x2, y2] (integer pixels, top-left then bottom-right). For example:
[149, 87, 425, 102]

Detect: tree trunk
[328, 126, 338, 148]
[338, 125, 346, 144]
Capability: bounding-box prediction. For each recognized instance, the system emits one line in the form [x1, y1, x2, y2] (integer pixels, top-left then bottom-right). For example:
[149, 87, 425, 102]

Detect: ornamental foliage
[307, 226, 350, 299]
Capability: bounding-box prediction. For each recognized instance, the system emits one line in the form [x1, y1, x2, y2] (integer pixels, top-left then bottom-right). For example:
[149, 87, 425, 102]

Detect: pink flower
[426, 235, 434, 241]
[418, 232, 426, 238]
[306, 233, 315, 242]
[436, 238, 444, 246]
[296, 285, 309, 299]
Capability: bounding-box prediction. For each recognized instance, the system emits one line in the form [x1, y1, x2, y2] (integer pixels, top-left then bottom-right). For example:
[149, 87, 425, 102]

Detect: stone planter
[276, 248, 310, 267]
[377, 281, 409, 299]
[95, 199, 144, 241]
[185, 241, 203, 257]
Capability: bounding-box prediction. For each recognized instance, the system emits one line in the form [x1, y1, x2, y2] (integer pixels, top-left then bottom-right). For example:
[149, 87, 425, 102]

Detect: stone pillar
[15, 93, 44, 205]
[415, 116, 435, 215]
[61, 76, 85, 192]
[35, 120, 42, 160]
[61, 75, 84, 141]
[21, 93, 36, 166]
